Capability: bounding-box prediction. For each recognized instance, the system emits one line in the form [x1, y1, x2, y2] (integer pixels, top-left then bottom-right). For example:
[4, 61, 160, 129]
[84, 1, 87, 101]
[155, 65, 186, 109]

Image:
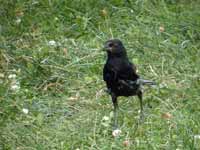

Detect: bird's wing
[103, 64, 117, 82]
[130, 62, 137, 74]
[117, 62, 139, 81]
[103, 60, 139, 85]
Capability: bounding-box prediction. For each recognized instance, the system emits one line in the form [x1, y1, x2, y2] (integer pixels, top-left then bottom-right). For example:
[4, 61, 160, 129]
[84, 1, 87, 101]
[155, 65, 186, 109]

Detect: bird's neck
[107, 52, 127, 59]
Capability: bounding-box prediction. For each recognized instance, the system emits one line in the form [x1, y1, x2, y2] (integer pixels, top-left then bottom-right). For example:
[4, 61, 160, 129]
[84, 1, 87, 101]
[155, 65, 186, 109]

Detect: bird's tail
[137, 78, 156, 86]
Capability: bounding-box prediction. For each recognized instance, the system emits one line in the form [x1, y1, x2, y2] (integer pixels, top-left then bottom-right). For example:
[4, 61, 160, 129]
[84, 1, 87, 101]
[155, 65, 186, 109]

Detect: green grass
[0, 0, 200, 149]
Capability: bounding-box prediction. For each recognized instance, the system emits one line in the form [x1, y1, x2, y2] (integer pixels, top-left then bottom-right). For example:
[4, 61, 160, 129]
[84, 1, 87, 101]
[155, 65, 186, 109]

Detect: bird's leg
[137, 90, 144, 121]
[111, 94, 118, 129]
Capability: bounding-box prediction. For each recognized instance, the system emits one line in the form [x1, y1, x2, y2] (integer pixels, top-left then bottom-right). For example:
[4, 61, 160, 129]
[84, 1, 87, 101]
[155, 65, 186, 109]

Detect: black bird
[103, 39, 155, 129]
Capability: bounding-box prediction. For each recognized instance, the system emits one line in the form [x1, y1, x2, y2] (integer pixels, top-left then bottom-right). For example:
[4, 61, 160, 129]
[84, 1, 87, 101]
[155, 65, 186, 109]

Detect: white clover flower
[54, 17, 59, 21]
[101, 116, 110, 127]
[16, 18, 21, 24]
[194, 135, 200, 139]
[8, 74, 16, 79]
[48, 40, 57, 46]
[135, 138, 140, 146]
[22, 108, 29, 114]
[112, 129, 121, 137]
[102, 116, 109, 121]
[130, 9, 134, 13]
[11, 84, 20, 91]
[194, 135, 200, 148]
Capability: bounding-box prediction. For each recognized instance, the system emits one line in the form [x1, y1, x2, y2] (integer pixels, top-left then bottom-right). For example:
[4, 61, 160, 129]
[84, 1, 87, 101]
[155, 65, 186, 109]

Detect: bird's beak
[103, 44, 112, 52]
[103, 46, 108, 51]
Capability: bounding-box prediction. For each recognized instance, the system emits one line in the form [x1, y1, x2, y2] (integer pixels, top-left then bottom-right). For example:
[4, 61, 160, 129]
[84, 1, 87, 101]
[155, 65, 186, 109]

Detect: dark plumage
[103, 39, 155, 129]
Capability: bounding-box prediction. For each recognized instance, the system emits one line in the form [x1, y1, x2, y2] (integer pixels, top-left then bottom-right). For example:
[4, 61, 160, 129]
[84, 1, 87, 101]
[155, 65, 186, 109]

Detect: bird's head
[103, 39, 126, 56]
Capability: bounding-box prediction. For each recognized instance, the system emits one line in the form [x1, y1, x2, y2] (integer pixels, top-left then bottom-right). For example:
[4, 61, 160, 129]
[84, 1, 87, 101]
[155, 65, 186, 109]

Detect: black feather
[103, 39, 155, 129]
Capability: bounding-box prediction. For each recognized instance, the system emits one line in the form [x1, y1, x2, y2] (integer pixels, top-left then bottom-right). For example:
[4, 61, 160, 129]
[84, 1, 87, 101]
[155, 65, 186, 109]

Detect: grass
[0, 0, 200, 149]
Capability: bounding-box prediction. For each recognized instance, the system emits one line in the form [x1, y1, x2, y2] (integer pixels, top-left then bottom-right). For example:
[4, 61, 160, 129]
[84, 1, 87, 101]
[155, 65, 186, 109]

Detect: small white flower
[101, 116, 110, 127]
[16, 18, 21, 24]
[102, 116, 109, 121]
[54, 17, 59, 21]
[135, 138, 140, 146]
[48, 40, 57, 46]
[194, 135, 200, 139]
[22, 108, 29, 114]
[112, 129, 121, 137]
[11, 84, 20, 91]
[8, 74, 16, 79]
[10, 80, 20, 91]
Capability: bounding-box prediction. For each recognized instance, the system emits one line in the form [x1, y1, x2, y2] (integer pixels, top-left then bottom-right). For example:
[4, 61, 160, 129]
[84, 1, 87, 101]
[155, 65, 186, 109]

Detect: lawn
[0, 0, 200, 149]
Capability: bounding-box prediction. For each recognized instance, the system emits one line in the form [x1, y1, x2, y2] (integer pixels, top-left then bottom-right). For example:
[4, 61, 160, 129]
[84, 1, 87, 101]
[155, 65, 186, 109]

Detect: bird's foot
[139, 111, 145, 124]
[113, 123, 118, 130]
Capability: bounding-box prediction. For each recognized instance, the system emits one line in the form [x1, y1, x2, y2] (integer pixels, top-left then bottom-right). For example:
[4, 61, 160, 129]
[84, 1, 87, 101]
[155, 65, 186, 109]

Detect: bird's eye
[108, 43, 114, 47]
